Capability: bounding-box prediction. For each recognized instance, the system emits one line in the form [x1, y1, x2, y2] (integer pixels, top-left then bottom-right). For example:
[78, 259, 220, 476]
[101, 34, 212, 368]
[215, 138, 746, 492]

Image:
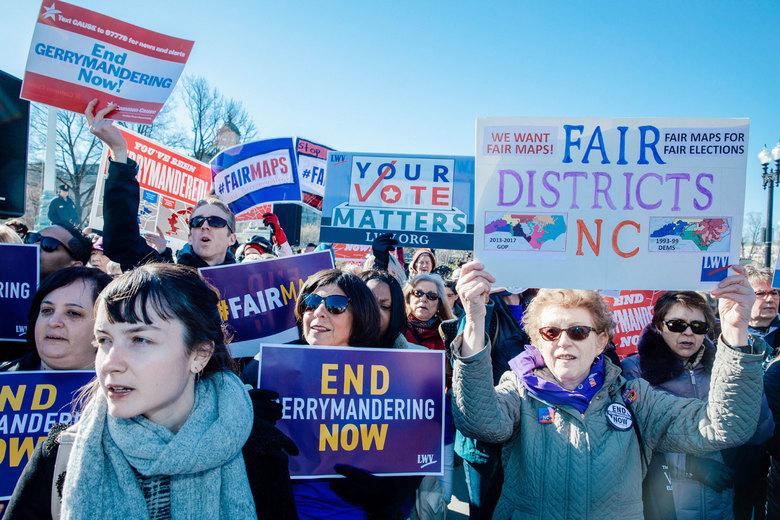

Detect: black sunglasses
[539, 325, 598, 342]
[189, 215, 232, 231]
[302, 294, 351, 314]
[25, 232, 74, 256]
[411, 289, 439, 301]
[664, 319, 709, 335]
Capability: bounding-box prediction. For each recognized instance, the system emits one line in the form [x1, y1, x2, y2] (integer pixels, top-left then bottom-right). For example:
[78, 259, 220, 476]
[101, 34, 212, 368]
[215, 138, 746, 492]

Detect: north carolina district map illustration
[484, 213, 567, 252]
[648, 217, 731, 253]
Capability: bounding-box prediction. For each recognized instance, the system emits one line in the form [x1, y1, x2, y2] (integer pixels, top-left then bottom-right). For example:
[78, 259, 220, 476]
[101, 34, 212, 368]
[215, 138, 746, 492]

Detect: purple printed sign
[0, 244, 39, 343]
[0, 371, 94, 500]
[199, 251, 334, 357]
[258, 344, 445, 478]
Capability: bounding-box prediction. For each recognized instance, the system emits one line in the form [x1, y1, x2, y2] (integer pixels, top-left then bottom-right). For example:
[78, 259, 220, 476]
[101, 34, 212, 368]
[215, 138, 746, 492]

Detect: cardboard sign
[210, 138, 301, 216]
[601, 290, 665, 358]
[21, 0, 193, 123]
[0, 245, 39, 343]
[297, 138, 334, 211]
[475, 118, 749, 290]
[88, 127, 211, 247]
[258, 344, 445, 478]
[320, 152, 475, 249]
[199, 251, 335, 357]
[0, 371, 94, 500]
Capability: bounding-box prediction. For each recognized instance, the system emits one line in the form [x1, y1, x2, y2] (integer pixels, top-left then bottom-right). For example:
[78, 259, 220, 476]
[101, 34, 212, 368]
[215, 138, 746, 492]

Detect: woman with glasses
[403, 273, 454, 351]
[452, 261, 767, 520]
[1, 267, 112, 372]
[288, 268, 421, 519]
[621, 292, 774, 519]
[25, 224, 92, 280]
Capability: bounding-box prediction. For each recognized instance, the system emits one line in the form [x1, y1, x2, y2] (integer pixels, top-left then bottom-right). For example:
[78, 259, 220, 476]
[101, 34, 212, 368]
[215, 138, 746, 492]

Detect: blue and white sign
[0, 244, 39, 343]
[210, 138, 302, 214]
[320, 152, 475, 249]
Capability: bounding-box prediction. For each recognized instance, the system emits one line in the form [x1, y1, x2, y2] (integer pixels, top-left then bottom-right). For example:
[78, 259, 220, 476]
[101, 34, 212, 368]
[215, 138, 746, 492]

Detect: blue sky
[2, 0, 779, 217]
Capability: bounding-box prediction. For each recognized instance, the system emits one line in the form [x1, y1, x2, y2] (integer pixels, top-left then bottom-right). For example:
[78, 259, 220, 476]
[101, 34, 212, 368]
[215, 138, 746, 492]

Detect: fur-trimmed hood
[634, 324, 716, 386]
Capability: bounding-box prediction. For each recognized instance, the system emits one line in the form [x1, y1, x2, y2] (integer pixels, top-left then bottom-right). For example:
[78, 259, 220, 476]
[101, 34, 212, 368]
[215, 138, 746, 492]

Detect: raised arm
[634, 266, 765, 454]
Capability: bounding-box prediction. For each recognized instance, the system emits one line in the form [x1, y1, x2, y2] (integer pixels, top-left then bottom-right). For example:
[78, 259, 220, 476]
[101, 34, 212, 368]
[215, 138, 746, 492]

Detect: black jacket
[102, 159, 235, 272]
[47, 197, 79, 227]
[0, 351, 41, 372]
[4, 415, 297, 519]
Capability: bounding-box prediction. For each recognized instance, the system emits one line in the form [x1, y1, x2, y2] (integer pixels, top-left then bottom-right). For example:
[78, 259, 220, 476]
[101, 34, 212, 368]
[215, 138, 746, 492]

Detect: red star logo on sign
[380, 185, 401, 204]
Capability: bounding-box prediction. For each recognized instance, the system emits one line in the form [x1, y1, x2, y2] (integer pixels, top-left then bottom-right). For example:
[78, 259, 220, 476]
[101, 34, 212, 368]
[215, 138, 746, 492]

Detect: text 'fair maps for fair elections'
[21, 1, 193, 124]
[319, 152, 475, 249]
[210, 138, 302, 215]
[89, 127, 212, 246]
[475, 118, 749, 290]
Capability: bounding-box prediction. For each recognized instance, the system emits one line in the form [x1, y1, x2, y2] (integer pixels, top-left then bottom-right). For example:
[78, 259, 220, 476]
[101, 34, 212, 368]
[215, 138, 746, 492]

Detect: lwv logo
[700, 256, 730, 282]
[417, 453, 437, 469]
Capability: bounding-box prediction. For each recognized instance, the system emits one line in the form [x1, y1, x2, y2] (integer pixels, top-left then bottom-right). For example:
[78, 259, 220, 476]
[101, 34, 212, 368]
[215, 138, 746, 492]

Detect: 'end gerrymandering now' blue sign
[199, 251, 335, 357]
[319, 152, 475, 250]
[210, 138, 302, 215]
[258, 344, 445, 479]
[0, 244, 39, 343]
[0, 371, 94, 500]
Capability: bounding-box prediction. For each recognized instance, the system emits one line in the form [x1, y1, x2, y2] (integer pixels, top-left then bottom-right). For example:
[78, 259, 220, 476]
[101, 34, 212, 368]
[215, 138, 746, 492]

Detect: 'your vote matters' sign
[475, 117, 749, 290]
[258, 345, 445, 478]
[320, 152, 474, 249]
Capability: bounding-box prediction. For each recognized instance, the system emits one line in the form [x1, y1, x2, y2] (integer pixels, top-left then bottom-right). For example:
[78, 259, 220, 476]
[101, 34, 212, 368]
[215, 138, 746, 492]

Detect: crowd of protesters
[0, 100, 778, 520]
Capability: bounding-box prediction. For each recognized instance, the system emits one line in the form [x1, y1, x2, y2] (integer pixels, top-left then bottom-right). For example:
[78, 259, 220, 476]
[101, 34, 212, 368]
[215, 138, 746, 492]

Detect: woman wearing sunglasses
[621, 291, 774, 520]
[6, 263, 295, 519]
[403, 273, 455, 351]
[286, 268, 421, 519]
[452, 261, 767, 520]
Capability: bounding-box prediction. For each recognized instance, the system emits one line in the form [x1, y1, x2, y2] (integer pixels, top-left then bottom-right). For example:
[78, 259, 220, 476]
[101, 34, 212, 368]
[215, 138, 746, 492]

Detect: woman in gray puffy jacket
[451, 262, 766, 520]
[622, 291, 774, 520]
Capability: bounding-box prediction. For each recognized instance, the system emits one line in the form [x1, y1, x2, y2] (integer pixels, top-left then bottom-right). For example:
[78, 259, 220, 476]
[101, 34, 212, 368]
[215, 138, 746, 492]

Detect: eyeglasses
[755, 290, 780, 299]
[189, 215, 232, 231]
[664, 319, 709, 335]
[302, 293, 351, 314]
[411, 289, 439, 301]
[539, 325, 598, 342]
[25, 232, 74, 256]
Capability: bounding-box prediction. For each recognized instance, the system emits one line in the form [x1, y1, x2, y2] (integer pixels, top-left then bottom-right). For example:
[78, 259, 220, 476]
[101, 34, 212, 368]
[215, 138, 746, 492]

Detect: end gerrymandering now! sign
[21, 0, 193, 123]
[199, 251, 335, 357]
[0, 245, 39, 343]
[88, 127, 211, 247]
[0, 371, 94, 500]
[475, 117, 749, 290]
[320, 152, 475, 249]
[210, 138, 301, 216]
[601, 290, 665, 358]
[258, 344, 445, 478]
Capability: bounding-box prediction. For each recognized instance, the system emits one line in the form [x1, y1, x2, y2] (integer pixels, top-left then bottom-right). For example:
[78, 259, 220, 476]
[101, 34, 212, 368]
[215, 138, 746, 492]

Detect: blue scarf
[508, 346, 605, 414]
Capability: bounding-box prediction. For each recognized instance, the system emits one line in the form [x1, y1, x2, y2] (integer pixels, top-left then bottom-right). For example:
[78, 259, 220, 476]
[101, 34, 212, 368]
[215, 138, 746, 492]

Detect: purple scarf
[508, 346, 605, 414]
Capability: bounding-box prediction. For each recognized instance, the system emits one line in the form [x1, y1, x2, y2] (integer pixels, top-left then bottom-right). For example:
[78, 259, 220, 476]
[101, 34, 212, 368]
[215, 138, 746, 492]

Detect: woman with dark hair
[5, 263, 294, 519]
[288, 268, 420, 519]
[360, 269, 411, 348]
[621, 291, 774, 520]
[1, 266, 112, 372]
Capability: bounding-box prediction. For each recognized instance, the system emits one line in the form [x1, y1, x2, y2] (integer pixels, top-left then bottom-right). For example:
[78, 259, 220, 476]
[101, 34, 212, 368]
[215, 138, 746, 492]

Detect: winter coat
[0, 351, 41, 372]
[621, 326, 774, 520]
[5, 404, 297, 519]
[47, 196, 79, 227]
[443, 296, 530, 465]
[451, 334, 766, 520]
[102, 159, 235, 272]
[747, 314, 780, 365]
[766, 360, 780, 517]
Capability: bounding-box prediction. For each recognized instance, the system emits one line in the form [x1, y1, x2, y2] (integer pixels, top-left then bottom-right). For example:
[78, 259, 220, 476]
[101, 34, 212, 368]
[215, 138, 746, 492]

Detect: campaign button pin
[537, 406, 555, 424]
[605, 403, 632, 431]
